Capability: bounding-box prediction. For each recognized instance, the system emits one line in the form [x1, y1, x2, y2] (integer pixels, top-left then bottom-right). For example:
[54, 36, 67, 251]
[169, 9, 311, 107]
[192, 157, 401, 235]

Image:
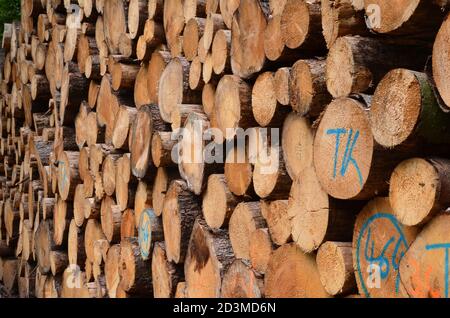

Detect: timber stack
[1, 0, 450, 298]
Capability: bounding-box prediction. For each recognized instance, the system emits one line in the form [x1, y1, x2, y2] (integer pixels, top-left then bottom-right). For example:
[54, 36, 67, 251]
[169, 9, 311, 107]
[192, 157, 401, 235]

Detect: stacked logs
[1, 0, 450, 299]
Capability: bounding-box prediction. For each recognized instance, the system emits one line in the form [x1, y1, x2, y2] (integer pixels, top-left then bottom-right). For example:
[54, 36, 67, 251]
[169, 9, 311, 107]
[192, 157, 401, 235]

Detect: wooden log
[134, 181, 153, 229]
[433, 15, 450, 109]
[215, 75, 256, 140]
[84, 219, 106, 263]
[137, 208, 163, 260]
[189, 56, 204, 91]
[229, 202, 266, 260]
[230, 0, 267, 79]
[184, 217, 234, 298]
[130, 105, 153, 179]
[265, 243, 329, 298]
[128, 0, 149, 40]
[104, 244, 121, 298]
[313, 97, 403, 200]
[370, 69, 450, 151]
[353, 197, 418, 298]
[399, 214, 450, 298]
[288, 167, 362, 252]
[220, 0, 240, 29]
[221, 259, 263, 298]
[224, 142, 255, 197]
[151, 242, 183, 298]
[316, 241, 357, 296]
[100, 196, 122, 243]
[2, 259, 18, 295]
[326, 36, 429, 98]
[120, 237, 153, 296]
[183, 17, 206, 61]
[147, 50, 171, 104]
[151, 131, 177, 168]
[115, 154, 133, 211]
[53, 196, 72, 246]
[281, 113, 314, 180]
[203, 174, 239, 229]
[57, 151, 80, 201]
[162, 180, 201, 264]
[121, 209, 137, 241]
[103, 0, 127, 54]
[389, 158, 450, 227]
[249, 228, 274, 274]
[148, 0, 164, 21]
[68, 219, 86, 267]
[35, 219, 57, 274]
[163, 0, 185, 52]
[152, 167, 178, 217]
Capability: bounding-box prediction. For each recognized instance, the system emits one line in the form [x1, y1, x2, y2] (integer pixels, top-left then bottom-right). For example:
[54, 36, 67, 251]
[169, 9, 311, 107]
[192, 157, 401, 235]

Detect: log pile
[1, 0, 450, 298]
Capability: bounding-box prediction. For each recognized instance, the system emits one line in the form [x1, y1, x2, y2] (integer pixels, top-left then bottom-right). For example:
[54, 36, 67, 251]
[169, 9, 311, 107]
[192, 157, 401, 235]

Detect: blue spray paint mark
[326, 128, 363, 187]
[139, 208, 154, 259]
[356, 213, 408, 298]
[425, 243, 450, 298]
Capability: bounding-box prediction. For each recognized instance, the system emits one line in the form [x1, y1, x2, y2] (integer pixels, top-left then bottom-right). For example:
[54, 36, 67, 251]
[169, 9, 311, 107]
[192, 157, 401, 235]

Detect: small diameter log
[158, 57, 202, 124]
[112, 106, 137, 150]
[121, 209, 137, 241]
[229, 202, 266, 260]
[183, 17, 206, 61]
[162, 180, 202, 264]
[35, 220, 57, 274]
[152, 242, 183, 298]
[184, 0, 207, 23]
[84, 219, 107, 263]
[399, 214, 450, 298]
[215, 75, 256, 140]
[184, 217, 234, 298]
[313, 97, 402, 200]
[163, 0, 185, 52]
[220, 0, 240, 28]
[253, 149, 292, 200]
[264, 200, 291, 246]
[50, 250, 69, 276]
[120, 237, 153, 296]
[288, 167, 362, 253]
[57, 151, 80, 201]
[203, 174, 239, 229]
[111, 63, 140, 91]
[353, 197, 418, 298]
[189, 56, 204, 91]
[316, 241, 357, 296]
[152, 131, 177, 168]
[100, 196, 122, 243]
[326, 36, 429, 98]
[105, 244, 121, 298]
[281, 113, 314, 180]
[252, 72, 288, 127]
[221, 259, 263, 298]
[433, 15, 450, 109]
[130, 105, 153, 179]
[370, 69, 450, 150]
[321, 0, 368, 49]
[230, 0, 267, 79]
[290, 59, 331, 117]
[102, 154, 121, 196]
[147, 50, 172, 104]
[138, 208, 163, 260]
[128, 0, 149, 40]
[249, 228, 274, 274]
[212, 29, 231, 75]
[152, 167, 178, 217]
[389, 158, 450, 227]
[265, 243, 329, 298]
[274, 67, 291, 106]
[53, 197, 72, 246]
[224, 143, 255, 197]
[281, 0, 325, 51]
[68, 219, 86, 267]
[115, 154, 133, 211]
[134, 181, 153, 228]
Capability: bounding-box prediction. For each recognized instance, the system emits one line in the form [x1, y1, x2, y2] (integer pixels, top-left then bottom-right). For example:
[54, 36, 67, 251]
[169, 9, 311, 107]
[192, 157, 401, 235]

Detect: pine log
[137, 208, 163, 260]
[100, 196, 122, 243]
[152, 167, 178, 217]
[249, 228, 274, 274]
[152, 242, 183, 298]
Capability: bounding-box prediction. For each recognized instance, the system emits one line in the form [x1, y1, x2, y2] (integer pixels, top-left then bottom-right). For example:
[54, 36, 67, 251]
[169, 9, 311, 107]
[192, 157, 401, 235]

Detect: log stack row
[1, 0, 450, 298]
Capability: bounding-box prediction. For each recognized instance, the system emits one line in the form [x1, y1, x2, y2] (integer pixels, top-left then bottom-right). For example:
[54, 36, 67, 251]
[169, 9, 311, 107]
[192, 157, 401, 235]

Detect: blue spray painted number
[425, 243, 450, 298]
[326, 128, 363, 187]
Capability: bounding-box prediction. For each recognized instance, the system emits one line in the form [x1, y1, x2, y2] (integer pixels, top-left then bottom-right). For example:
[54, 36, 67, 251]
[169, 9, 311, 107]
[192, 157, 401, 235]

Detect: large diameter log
[103, 0, 127, 54]
[130, 105, 153, 179]
[203, 174, 239, 229]
[221, 260, 263, 298]
[321, 0, 368, 49]
[353, 197, 418, 298]
[316, 241, 357, 296]
[230, 0, 267, 79]
[281, 113, 314, 180]
[433, 15, 450, 109]
[364, 0, 444, 40]
[389, 158, 450, 227]
[152, 242, 183, 298]
[399, 214, 450, 298]
[313, 97, 402, 200]
[158, 57, 202, 124]
[138, 208, 163, 260]
[281, 0, 325, 51]
[120, 237, 153, 296]
[370, 69, 450, 150]
[326, 36, 429, 98]
[215, 75, 256, 140]
[265, 243, 329, 298]
[162, 180, 201, 264]
[229, 202, 266, 260]
[288, 167, 363, 252]
[184, 218, 234, 298]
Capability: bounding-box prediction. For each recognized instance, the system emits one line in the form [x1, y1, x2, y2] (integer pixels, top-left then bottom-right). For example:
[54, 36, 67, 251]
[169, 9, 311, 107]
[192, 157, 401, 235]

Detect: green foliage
[0, 0, 21, 35]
